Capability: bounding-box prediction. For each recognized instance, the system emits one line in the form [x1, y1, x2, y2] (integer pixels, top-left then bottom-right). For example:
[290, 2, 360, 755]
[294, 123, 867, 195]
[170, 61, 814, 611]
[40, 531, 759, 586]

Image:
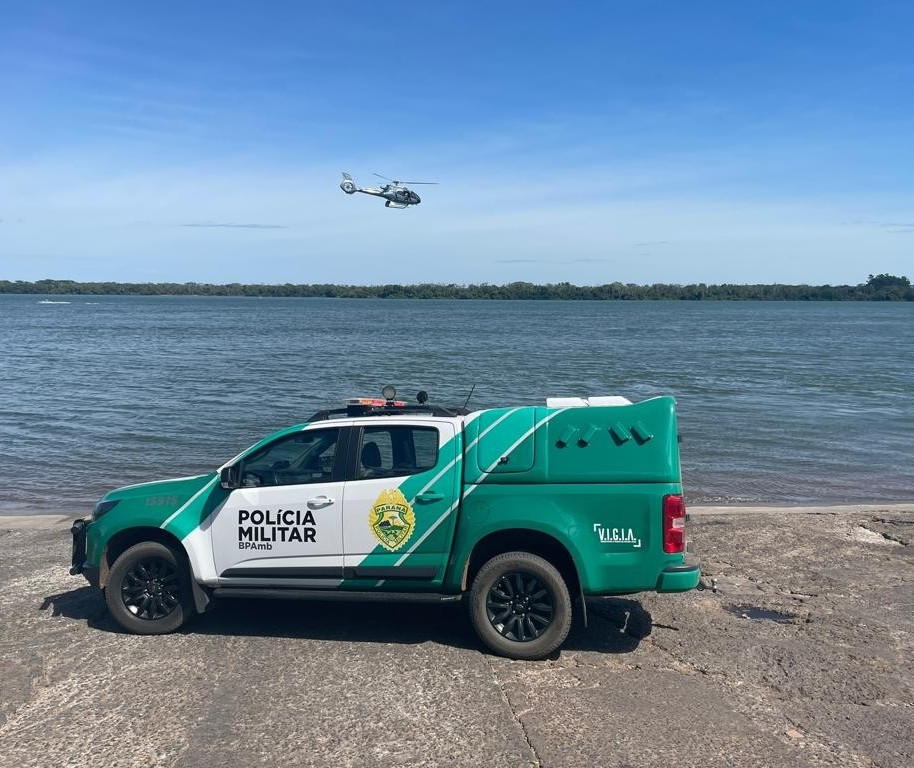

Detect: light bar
[344, 397, 407, 407]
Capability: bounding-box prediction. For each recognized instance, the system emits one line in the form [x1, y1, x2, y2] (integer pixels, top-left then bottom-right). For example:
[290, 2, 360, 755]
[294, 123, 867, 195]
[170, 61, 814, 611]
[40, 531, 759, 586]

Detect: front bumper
[70, 518, 99, 587]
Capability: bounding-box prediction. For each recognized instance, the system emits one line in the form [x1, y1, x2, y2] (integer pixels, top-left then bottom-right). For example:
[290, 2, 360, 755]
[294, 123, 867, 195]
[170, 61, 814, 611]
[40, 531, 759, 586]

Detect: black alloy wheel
[121, 556, 181, 620]
[486, 571, 555, 642]
[105, 541, 194, 634]
[469, 551, 573, 660]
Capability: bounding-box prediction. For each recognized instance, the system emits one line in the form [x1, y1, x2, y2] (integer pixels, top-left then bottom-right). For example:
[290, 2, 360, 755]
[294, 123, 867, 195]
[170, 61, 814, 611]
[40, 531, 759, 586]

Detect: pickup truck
[71, 390, 700, 660]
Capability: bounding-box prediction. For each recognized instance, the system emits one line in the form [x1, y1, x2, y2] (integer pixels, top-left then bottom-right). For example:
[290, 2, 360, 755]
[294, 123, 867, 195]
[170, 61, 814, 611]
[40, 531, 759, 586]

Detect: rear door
[341, 420, 459, 587]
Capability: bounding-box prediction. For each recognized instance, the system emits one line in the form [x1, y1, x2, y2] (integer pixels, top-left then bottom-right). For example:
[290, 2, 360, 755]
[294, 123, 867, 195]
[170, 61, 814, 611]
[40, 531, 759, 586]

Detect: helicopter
[339, 172, 437, 209]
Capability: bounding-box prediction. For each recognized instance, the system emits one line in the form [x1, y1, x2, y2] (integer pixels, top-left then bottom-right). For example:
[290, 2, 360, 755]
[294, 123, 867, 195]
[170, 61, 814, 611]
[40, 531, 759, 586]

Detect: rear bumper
[656, 561, 701, 592]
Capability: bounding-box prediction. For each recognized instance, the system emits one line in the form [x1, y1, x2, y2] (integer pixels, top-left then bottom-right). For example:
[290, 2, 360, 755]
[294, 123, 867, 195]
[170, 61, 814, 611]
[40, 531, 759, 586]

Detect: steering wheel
[241, 471, 266, 488]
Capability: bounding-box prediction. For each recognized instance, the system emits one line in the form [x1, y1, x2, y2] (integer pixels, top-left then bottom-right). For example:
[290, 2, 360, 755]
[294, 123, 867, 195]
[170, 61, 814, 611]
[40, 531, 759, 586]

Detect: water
[1, 295, 911, 514]
[723, 605, 796, 624]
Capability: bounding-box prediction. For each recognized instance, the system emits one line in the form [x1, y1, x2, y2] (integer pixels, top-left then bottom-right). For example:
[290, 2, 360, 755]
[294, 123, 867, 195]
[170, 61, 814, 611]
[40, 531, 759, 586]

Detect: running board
[213, 587, 463, 604]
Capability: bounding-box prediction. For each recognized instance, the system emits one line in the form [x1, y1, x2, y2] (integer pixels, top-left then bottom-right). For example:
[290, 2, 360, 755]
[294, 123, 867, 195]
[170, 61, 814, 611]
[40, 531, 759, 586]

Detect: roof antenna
[462, 383, 476, 411]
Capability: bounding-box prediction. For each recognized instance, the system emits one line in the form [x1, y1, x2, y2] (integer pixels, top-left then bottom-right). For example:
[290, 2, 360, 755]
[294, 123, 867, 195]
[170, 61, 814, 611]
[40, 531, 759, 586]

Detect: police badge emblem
[369, 488, 416, 552]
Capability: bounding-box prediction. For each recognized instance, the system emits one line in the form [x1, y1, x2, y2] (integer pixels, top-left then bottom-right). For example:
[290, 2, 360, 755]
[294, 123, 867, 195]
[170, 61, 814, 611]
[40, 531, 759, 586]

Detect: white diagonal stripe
[393, 409, 567, 566]
[160, 476, 219, 530]
[414, 408, 520, 498]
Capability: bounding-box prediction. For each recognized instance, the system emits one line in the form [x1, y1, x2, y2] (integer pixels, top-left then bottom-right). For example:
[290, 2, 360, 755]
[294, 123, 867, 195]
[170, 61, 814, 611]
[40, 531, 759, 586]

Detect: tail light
[663, 494, 686, 554]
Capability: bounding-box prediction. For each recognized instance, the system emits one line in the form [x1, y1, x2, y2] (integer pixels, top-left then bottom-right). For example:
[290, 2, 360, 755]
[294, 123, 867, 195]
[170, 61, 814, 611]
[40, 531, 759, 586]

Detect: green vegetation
[1, 275, 911, 300]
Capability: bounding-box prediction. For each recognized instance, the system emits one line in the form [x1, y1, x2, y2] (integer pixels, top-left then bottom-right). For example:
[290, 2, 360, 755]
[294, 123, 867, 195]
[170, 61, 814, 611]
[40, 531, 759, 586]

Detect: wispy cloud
[495, 257, 612, 264]
[3, 154, 912, 285]
[883, 222, 914, 233]
[181, 222, 287, 230]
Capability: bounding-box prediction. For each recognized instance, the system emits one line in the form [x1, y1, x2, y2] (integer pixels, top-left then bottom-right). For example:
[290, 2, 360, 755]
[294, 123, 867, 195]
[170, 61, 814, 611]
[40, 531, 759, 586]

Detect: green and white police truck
[71, 389, 700, 660]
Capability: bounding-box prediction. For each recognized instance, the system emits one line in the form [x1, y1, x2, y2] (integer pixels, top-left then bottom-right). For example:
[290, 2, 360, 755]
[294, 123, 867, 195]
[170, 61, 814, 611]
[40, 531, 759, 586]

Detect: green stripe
[387, 408, 567, 572]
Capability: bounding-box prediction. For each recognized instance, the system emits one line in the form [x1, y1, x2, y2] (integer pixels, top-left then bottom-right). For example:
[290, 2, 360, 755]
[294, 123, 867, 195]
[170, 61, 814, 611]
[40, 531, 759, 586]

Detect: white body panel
[205, 415, 468, 583]
[546, 395, 632, 407]
[211, 481, 345, 577]
[342, 420, 458, 573]
[184, 516, 220, 583]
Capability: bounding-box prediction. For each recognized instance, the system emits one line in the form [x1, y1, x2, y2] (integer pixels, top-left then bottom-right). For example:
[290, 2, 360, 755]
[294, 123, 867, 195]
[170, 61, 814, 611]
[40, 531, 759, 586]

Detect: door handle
[415, 491, 444, 503]
[306, 496, 335, 509]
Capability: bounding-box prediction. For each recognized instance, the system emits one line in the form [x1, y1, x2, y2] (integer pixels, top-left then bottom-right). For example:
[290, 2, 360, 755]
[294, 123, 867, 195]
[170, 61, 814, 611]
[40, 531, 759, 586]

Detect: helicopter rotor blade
[372, 173, 437, 186]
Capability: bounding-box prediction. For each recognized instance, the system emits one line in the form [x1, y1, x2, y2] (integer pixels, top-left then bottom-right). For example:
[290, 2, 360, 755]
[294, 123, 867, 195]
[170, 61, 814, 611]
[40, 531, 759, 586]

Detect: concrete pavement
[1, 505, 912, 767]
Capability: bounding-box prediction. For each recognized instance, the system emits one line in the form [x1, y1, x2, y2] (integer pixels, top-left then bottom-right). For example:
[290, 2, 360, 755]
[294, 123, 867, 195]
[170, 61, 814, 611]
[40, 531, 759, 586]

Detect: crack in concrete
[643, 636, 724, 679]
[485, 656, 543, 768]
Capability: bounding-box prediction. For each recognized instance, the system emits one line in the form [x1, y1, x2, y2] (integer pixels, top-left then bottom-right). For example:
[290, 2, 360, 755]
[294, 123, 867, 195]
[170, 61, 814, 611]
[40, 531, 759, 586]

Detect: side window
[240, 428, 340, 487]
[358, 426, 439, 480]
[412, 428, 439, 469]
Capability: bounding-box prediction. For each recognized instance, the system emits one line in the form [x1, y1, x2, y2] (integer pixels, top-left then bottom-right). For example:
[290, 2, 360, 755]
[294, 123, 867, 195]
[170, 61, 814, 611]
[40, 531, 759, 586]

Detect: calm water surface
[1, 295, 911, 513]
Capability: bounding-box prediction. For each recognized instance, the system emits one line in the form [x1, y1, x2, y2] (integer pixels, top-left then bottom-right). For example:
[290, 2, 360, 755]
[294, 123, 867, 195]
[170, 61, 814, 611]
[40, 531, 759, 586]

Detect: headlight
[92, 499, 120, 521]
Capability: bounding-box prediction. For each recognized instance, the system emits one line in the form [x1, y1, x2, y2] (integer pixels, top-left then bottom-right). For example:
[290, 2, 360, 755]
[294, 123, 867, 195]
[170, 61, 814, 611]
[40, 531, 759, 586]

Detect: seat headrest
[361, 441, 381, 468]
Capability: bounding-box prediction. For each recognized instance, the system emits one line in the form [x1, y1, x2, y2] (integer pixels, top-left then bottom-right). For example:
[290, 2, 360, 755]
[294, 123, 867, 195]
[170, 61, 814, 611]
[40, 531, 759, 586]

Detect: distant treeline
[1, 274, 911, 301]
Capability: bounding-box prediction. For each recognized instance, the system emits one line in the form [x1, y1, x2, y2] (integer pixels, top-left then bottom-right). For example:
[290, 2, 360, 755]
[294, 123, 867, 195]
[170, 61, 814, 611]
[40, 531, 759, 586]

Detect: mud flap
[578, 582, 588, 628]
[191, 580, 213, 614]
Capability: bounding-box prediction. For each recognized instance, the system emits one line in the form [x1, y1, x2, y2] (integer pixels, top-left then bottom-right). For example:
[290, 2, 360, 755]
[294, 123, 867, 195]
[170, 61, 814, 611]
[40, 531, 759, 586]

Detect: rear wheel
[105, 541, 194, 634]
[469, 551, 572, 660]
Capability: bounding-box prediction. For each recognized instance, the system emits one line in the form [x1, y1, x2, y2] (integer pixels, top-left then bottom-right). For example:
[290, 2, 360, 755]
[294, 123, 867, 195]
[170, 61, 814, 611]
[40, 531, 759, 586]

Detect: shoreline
[3, 501, 912, 531]
[3, 278, 912, 301]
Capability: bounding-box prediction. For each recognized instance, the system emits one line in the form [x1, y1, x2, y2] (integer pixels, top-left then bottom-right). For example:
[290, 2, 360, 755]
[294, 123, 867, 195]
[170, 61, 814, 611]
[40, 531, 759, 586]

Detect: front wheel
[469, 552, 573, 660]
[105, 541, 194, 634]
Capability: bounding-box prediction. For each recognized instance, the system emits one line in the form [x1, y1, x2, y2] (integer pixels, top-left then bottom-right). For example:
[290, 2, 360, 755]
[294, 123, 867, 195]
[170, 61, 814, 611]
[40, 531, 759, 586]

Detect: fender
[444, 493, 589, 592]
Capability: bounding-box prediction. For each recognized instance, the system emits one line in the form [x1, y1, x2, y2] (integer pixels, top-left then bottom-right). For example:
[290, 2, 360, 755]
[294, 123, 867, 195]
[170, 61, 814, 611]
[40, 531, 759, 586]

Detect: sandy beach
[1, 504, 912, 768]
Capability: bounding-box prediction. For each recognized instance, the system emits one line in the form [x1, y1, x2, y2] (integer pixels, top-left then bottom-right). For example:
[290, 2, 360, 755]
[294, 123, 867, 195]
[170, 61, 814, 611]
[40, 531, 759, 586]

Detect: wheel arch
[461, 528, 581, 596]
[101, 526, 212, 613]
[100, 526, 189, 589]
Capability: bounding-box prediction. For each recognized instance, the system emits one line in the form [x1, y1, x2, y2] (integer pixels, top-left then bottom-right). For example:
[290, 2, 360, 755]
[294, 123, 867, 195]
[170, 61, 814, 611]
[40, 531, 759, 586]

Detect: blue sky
[1, 1, 912, 285]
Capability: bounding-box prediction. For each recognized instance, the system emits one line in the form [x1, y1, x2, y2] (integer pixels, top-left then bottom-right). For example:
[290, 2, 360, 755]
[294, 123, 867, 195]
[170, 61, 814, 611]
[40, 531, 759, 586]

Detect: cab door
[211, 426, 348, 585]
[342, 421, 459, 586]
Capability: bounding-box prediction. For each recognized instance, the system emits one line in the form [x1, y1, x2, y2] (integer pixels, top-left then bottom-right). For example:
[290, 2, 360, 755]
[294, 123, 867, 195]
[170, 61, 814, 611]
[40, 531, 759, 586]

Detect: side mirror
[220, 465, 241, 490]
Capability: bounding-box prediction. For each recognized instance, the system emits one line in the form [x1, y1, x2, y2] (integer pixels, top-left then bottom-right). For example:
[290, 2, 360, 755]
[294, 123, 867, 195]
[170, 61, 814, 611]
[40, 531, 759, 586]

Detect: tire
[469, 551, 573, 660]
[105, 541, 195, 634]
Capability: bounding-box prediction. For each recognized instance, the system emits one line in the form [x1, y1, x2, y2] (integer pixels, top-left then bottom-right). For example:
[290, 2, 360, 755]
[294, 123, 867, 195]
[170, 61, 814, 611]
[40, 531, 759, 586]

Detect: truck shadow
[40, 588, 652, 656]
[568, 597, 654, 653]
[39, 586, 117, 630]
[191, 598, 484, 651]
